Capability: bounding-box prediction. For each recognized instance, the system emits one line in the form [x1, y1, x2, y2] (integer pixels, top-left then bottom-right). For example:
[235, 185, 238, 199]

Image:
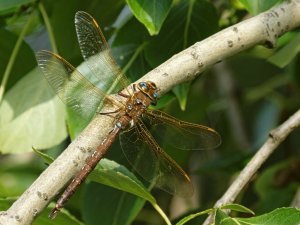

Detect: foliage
[1, 0, 300, 225]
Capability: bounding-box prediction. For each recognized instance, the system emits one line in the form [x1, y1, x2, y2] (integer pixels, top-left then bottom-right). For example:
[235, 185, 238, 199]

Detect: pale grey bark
[203, 108, 300, 225]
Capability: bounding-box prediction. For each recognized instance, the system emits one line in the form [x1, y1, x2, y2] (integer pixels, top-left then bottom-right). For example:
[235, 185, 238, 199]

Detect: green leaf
[175, 209, 212, 225]
[144, 0, 218, 107]
[32, 147, 54, 164]
[254, 160, 298, 212]
[255, 161, 288, 198]
[48, 1, 126, 137]
[213, 207, 300, 225]
[82, 182, 145, 225]
[5, 8, 40, 35]
[145, 0, 218, 67]
[0, 165, 38, 197]
[220, 203, 255, 215]
[172, 82, 191, 110]
[239, 0, 283, 15]
[89, 158, 155, 204]
[215, 209, 231, 225]
[0, 197, 15, 210]
[0, 67, 67, 153]
[30, 148, 153, 204]
[0, 28, 36, 92]
[66, 53, 122, 138]
[35, 204, 84, 225]
[29, 152, 164, 224]
[85, 159, 172, 225]
[35, 207, 84, 225]
[238, 207, 300, 225]
[220, 218, 240, 225]
[20, 148, 155, 224]
[49, 0, 124, 60]
[112, 17, 151, 82]
[66, 107, 90, 140]
[0, 0, 33, 15]
[268, 33, 300, 68]
[126, 0, 172, 35]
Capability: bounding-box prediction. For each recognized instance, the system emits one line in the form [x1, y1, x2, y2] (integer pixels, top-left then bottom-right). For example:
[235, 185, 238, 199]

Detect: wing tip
[75, 11, 93, 24]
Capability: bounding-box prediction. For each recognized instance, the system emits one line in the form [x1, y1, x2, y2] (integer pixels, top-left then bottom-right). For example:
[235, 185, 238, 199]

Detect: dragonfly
[36, 11, 221, 219]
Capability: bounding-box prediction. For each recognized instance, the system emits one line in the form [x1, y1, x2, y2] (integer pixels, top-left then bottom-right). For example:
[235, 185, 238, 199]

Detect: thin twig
[202, 109, 300, 225]
[0, 1, 300, 225]
[0, 11, 35, 104]
[291, 186, 300, 208]
[38, 2, 58, 54]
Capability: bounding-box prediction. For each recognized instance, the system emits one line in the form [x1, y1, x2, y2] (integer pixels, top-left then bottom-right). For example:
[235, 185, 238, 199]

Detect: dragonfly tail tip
[49, 207, 60, 219]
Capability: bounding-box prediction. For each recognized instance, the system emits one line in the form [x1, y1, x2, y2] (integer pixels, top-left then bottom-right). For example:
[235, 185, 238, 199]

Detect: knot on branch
[260, 6, 289, 48]
[269, 129, 281, 142]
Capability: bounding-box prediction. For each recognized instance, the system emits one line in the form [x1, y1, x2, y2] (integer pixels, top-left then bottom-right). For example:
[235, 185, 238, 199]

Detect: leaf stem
[176, 209, 212, 225]
[122, 42, 147, 74]
[183, 0, 195, 48]
[38, 2, 58, 54]
[151, 202, 172, 225]
[0, 11, 36, 104]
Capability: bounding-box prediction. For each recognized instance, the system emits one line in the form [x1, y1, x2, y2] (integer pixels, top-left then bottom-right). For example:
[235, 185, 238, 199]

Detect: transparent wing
[119, 120, 193, 197]
[143, 110, 221, 151]
[36, 50, 119, 121]
[75, 11, 130, 94]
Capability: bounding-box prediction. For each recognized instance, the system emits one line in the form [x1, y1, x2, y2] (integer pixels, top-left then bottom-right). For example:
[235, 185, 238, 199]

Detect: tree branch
[1, 1, 300, 224]
[203, 108, 300, 225]
[291, 186, 300, 208]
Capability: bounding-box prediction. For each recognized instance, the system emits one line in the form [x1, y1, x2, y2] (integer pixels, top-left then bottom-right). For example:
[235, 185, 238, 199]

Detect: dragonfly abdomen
[49, 127, 121, 219]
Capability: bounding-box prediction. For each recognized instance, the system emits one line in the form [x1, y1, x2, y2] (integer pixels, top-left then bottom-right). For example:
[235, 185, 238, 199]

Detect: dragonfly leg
[118, 91, 130, 98]
[118, 83, 137, 98]
[132, 83, 137, 92]
[100, 109, 128, 130]
[99, 108, 121, 116]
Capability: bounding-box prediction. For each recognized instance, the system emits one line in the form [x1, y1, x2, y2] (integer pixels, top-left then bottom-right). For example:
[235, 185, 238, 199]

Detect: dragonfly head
[137, 81, 159, 105]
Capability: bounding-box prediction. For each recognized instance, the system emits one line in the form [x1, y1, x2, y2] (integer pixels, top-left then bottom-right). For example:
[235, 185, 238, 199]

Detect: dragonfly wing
[119, 120, 193, 197]
[36, 50, 117, 121]
[75, 11, 130, 94]
[143, 110, 221, 151]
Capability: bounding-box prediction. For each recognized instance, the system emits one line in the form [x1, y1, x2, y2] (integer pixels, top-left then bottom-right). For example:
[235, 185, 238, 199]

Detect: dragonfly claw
[49, 207, 60, 219]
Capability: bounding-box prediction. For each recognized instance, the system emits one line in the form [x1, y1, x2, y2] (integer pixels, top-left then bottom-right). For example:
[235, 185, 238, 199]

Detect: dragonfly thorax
[137, 81, 159, 105]
[120, 81, 159, 129]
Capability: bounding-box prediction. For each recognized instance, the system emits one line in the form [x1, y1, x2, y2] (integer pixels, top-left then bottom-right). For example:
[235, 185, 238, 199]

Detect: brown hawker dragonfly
[36, 11, 221, 219]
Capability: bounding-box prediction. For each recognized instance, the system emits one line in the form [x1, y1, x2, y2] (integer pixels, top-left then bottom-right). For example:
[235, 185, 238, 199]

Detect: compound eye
[139, 82, 148, 91]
